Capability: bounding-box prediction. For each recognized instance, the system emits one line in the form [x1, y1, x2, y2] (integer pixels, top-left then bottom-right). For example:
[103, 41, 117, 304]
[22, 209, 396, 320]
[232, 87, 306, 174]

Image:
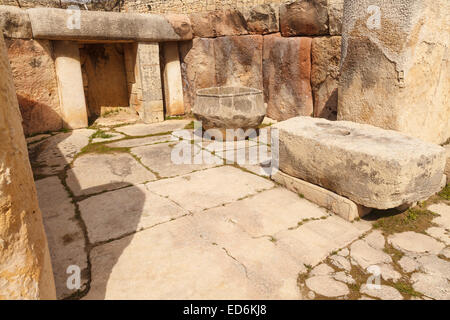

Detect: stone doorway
[79, 43, 134, 124]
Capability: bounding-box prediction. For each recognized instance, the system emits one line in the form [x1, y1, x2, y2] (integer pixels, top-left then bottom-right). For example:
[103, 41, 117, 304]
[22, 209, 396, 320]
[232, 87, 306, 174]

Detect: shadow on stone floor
[29, 130, 147, 300]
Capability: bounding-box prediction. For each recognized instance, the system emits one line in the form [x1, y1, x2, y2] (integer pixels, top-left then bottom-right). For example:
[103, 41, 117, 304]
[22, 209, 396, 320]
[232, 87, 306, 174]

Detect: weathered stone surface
[107, 135, 173, 148]
[350, 240, 392, 270]
[179, 38, 215, 113]
[310, 264, 334, 276]
[28, 129, 95, 176]
[135, 42, 164, 124]
[26, 133, 51, 144]
[364, 230, 385, 250]
[79, 184, 189, 244]
[0, 5, 32, 38]
[379, 264, 401, 282]
[328, 0, 343, 36]
[36, 176, 87, 299]
[263, 34, 313, 120]
[398, 256, 420, 273]
[275, 216, 371, 266]
[411, 273, 450, 300]
[388, 232, 445, 255]
[54, 40, 88, 129]
[280, 0, 328, 36]
[28, 8, 193, 41]
[146, 166, 274, 213]
[115, 120, 191, 136]
[426, 227, 450, 246]
[306, 275, 349, 297]
[311, 36, 341, 120]
[193, 87, 265, 138]
[415, 255, 450, 280]
[66, 152, 156, 196]
[360, 284, 403, 300]
[162, 42, 184, 116]
[91, 131, 124, 144]
[429, 203, 450, 230]
[6, 39, 63, 135]
[272, 171, 370, 222]
[242, 4, 279, 35]
[274, 116, 446, 209]
[338, 0, 450, 144]
[215, 35, 263, 90]
[330, 255, 351, 271]
[199, 188, 327, 238]
[0, 33, 55, 299]
[333, 271, 355, 285]
[131, 142, 221, 178]
[189, 9, 248, 38]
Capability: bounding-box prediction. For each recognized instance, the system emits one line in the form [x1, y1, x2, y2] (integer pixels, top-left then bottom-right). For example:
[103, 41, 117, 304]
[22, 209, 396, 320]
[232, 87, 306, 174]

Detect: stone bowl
[193, 86, 266, 141]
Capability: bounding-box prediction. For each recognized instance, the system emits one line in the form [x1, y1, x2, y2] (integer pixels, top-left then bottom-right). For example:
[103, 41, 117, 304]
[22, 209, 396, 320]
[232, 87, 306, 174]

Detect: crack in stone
[222, 247, 249, 279]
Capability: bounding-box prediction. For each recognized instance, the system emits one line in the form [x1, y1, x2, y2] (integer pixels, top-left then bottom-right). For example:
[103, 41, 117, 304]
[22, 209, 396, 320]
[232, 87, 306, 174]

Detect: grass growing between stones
[438, 184, 450, 200]
[393, 281, 422, 298]
[90, 129, 114, 141]
[77, 143, 130, 158]
[370, 206, 439, 235]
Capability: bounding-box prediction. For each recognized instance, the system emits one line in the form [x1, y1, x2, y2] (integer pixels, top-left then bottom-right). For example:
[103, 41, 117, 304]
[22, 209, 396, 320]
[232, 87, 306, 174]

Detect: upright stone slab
[338, 0, 450, 144]
[54, 40, 88, 129]
[136, 42, 164, 123]
[162, 42, 184, 116]
[274, 116, 446, 209]
[242, 4, 280, 35]
[263, 34, 313, 121]
[0, 33, 56, 299]
[311, 36, 341, 120]
[280, 0, 329, 36]
[179, 38, 216, 113]
[214, 35, 263, 90]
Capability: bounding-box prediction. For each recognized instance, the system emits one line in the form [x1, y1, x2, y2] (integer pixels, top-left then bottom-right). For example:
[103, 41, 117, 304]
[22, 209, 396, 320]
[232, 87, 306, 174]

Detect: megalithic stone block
[338, 0, 450, 144]
[274, 116, 446, 209]
[0, 33, 56, 299]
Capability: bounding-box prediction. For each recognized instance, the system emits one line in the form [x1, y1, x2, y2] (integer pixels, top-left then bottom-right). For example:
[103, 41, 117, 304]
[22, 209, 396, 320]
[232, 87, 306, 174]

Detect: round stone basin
[193, 86, 266, 141]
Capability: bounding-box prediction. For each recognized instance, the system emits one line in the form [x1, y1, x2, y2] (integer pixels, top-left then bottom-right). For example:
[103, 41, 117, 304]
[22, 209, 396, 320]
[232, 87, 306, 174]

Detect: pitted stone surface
[428, 203, 450, 229]
[330, 255, 351, 272]
[379, 264, 401, 282]
[388, 232, 445, 255]
[310, 264, 334, 276]
[364, 230, 386, 250]
[398, 256, 420, 273]
[411, 273, 450, 300]
[66, 153, 156, 196]
[274, 116, 446, 209]
[333, 272, 355, 285]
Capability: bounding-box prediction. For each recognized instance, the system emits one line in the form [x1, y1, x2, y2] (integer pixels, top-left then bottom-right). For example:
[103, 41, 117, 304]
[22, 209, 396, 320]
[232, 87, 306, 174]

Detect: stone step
[273, 116, 446, 209]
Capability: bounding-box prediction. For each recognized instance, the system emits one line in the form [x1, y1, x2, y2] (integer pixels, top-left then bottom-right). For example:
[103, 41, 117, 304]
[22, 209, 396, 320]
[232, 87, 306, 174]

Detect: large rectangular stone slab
[27, 8, 192, 41]
[280, 0, 329, 36]
[263, 34, 313, 121]
[274, 116, 446, 209]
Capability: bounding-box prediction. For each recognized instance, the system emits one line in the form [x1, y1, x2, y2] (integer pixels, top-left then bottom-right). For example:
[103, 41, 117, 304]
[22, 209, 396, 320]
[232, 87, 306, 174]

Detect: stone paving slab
[115, 120, 191, 136]
[84, 217, 263, 300]
[131, 142, 222, 178]
[388, 232, 445, 255]
[36, 176, 88, 299]
[215, 145, 272, 165]
[146, 166, 275, 212]
[91, 132, 125, 144]
[274, 216, 372, 266]
[106, 135, 175, 148]
[66, 153, 157, 196]
[26, 134, 51, 144]
[79, 184, 189, 244]
[198, 188, 328, 238]
[29, 129, 95, 176]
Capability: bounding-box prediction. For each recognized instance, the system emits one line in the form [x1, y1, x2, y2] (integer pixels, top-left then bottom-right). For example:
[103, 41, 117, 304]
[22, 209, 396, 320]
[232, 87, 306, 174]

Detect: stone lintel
[27, 8, 192, 42]
[272, 171, 371, 222]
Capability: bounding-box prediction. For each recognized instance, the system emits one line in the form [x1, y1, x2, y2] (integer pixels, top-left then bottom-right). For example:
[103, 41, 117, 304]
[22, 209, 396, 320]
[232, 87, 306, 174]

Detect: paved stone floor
[28, 118, 450, 300]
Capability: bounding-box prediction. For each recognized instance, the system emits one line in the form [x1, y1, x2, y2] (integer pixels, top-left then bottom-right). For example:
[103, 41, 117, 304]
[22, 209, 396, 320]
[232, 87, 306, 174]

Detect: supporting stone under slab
[272, 171, 371, 222]
[54, 40, 88, 129]
[0, 33, 56, 299]
[136, 42, 164, 123]
[162, 42, 184, 116]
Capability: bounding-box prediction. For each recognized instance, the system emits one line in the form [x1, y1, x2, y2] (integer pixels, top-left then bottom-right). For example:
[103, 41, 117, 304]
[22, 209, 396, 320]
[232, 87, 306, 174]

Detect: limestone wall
[0, 32, 56, 299]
